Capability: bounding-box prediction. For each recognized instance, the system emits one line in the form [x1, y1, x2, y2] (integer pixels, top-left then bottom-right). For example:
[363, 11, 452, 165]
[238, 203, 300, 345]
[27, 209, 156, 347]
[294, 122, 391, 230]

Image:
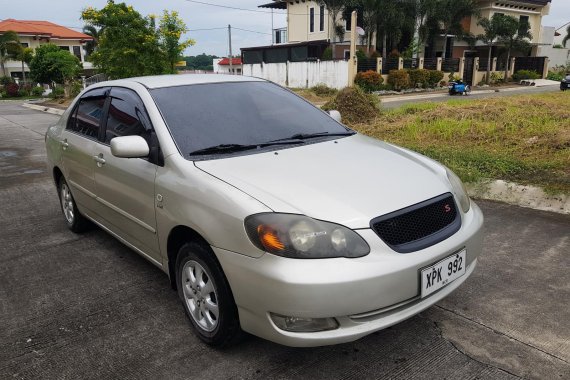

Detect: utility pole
[271, 9, 274, 45]
[228, 24, 233, 74]
[348, 10, 357, 86]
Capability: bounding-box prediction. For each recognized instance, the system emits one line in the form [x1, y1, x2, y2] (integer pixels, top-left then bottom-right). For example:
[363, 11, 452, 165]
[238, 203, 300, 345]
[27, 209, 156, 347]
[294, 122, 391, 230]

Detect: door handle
[93, 154, 106, 167]
[61, 140, 69, 150]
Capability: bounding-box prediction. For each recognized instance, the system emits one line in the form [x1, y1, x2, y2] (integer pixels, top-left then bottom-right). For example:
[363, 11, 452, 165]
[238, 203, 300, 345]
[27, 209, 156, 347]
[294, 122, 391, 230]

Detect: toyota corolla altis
[45, 74, 483, 347]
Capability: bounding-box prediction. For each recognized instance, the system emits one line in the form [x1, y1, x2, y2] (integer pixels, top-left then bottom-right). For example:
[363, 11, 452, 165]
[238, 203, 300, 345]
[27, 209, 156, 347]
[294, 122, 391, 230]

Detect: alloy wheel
[181, 260, 219, 332]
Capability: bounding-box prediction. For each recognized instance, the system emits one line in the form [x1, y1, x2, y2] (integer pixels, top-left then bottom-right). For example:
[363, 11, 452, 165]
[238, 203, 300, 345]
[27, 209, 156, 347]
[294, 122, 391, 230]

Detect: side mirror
[110, 136, 150, 158]
[328, 110, 342, 123]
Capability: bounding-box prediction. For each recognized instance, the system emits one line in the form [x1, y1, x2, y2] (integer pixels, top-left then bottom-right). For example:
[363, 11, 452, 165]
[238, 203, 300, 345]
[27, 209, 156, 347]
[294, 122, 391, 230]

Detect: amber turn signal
[257, 225, 285, 251]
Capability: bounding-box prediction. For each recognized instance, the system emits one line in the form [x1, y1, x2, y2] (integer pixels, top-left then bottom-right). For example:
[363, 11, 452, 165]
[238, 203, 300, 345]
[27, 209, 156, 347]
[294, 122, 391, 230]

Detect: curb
[380, 85, 557, 103]
[466, 180, 569, 215]
[22, 102, 65, 115]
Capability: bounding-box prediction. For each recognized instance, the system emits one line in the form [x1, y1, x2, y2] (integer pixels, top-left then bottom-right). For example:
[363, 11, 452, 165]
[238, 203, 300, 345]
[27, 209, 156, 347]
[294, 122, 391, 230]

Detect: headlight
[445, 168, 471, 213]
[245, 213, 370, 259]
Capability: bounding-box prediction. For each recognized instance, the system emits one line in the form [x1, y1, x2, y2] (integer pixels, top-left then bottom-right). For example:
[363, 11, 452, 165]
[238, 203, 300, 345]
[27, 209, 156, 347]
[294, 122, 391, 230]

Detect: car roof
[94, 74, 265, 89]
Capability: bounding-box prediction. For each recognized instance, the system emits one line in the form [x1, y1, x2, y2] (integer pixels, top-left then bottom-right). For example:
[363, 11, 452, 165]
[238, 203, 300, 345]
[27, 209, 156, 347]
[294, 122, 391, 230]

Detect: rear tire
[58, 177, 90, 233]
[176, 241, 241, 347]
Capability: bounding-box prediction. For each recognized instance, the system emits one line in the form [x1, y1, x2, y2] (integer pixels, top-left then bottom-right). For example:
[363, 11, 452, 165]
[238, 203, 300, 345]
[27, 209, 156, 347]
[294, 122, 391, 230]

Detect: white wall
[538, 46, 570, 68]
[242, 60, 349, 89]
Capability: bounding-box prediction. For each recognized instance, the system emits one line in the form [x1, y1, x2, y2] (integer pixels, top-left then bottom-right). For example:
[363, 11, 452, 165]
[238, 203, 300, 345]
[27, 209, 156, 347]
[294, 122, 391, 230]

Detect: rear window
[150, 81, 349, 157]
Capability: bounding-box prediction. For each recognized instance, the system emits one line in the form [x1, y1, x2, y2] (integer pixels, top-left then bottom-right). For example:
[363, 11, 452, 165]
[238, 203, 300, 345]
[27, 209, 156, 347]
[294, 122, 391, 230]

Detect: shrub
[547, 71, 563, 81]
[387, 69, 410, 91]
[354, 70, 385, 93]
[408, 69, 430, 88]
[18, 84, 32, 97]
[513, 70, 541, 81]
[6, 83, 20, 97]
[70, 80, 83, 97]
[427, 70, 444, 87]
[448, 72, 460, 82]
[0, 76, 14, 85]
[311, 84, 337, 97]
[51, 86, 65, 99]
[322, 86, 379, 124]
[321, 47, 333, 61]
[31, 86, 44, 97]
[356, 49, 367, 61]
[490, 72, 504, 84]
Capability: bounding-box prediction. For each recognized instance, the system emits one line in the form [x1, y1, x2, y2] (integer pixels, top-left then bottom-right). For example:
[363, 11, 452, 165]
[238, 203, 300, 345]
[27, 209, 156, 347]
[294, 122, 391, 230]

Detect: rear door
[92, 87, 161, 262]
[61, 88, 108, 214]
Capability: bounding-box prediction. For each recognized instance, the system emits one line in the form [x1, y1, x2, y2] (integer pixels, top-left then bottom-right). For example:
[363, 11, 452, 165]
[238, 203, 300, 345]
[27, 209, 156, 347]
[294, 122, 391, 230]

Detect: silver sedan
[45, 74, 483, 347]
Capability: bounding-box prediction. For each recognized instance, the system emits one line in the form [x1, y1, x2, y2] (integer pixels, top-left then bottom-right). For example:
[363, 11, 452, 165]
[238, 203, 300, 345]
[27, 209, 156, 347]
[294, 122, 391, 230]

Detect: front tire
[176, 242, 241, 347]
[58, 177, 89, 233]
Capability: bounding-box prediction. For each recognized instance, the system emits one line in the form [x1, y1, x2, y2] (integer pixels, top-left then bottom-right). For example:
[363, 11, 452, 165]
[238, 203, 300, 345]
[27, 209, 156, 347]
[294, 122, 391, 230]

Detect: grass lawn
[350, 92, 570, 194]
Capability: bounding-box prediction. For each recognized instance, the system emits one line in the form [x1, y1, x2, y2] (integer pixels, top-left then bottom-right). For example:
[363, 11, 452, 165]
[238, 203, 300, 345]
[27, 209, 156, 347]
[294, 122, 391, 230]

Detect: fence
[382, 58, 400, 74]
[423, 58, 438, 70]
[441, 58, 460, 73]
[242, 60, 349, 89]
[357, 58, 377, 72]
[403, 58, 419, 69]
[84, 73, 108, 88]
[514, 57, 547, 74]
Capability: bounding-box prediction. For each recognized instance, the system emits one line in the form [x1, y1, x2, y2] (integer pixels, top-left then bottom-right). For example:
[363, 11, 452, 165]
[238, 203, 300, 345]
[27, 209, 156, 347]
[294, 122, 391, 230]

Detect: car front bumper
[214, 202, 484, 347]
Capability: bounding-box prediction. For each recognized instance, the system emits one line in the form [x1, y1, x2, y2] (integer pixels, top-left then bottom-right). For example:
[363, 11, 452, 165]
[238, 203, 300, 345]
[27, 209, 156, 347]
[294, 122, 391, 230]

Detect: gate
[463, 58, 475, 85]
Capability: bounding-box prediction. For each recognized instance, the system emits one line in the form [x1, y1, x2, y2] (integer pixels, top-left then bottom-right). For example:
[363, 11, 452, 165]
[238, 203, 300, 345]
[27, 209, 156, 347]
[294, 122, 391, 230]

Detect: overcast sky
[3, 0, 569, 57]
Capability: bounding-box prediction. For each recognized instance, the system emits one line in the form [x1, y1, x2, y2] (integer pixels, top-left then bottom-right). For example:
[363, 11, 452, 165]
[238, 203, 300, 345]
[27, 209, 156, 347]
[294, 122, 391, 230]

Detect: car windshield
[150, 81, 352, 158]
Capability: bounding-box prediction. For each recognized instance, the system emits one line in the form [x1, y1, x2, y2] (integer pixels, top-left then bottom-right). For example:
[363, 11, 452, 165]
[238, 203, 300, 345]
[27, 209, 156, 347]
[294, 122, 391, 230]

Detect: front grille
[370, 193, 460, 253]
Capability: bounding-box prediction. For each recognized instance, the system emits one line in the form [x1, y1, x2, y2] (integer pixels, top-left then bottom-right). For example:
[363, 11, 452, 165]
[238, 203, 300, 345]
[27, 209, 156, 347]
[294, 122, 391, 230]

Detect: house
[244, 0, 552, 64]
[0, 19, 94, 79]
[446, 0, 552, 59]
[213, 57, 243, 74]
[243, 0, 372, 64]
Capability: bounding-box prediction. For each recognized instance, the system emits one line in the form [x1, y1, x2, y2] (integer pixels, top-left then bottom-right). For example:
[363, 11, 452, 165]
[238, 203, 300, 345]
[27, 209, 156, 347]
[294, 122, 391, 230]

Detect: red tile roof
[218, 57, 242, 66]
[0, 19, 93, 40]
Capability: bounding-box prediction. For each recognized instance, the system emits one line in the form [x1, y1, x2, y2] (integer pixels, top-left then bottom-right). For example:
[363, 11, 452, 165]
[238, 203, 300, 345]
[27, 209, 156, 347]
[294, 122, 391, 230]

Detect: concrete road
[380, 85, 561, 109]
[1, 101, 568, 380]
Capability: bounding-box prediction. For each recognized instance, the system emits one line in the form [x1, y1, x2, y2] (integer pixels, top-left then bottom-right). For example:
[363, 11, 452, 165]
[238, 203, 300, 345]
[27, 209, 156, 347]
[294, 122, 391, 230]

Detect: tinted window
[150, 82, 350, 157]
[105, 88, 152, 144]
[68, 92, 106, 139]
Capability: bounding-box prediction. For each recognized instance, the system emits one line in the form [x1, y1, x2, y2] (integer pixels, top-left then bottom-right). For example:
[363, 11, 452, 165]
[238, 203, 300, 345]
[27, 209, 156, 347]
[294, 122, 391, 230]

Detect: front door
[463, 57, 475, 85]
[92, 87, 160, 262]
[61, 88, 108, 214]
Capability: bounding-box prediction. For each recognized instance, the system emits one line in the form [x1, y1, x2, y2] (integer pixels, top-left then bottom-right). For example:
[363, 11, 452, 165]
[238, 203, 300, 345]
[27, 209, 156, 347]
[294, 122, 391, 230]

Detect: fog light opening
[270, 313, 339, 332]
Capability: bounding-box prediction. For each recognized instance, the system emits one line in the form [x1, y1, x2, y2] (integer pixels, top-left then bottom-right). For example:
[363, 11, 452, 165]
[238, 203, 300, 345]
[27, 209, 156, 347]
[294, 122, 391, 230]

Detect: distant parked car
[561, 75, 570, 91]
[45, 74, 483, 347]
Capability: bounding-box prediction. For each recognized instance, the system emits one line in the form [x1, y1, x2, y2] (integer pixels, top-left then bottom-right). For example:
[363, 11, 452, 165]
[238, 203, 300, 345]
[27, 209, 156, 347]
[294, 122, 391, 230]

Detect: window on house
[346, 14, 351, 31]
[494, 12, 504, 17]
[20, 42, 29, 47]
[72, 46, 82, 61]
[59, 46, 70, 52]
[519, 15, 530, 34]
[310, 7, 315, 33]
[319, 5, 325, 32]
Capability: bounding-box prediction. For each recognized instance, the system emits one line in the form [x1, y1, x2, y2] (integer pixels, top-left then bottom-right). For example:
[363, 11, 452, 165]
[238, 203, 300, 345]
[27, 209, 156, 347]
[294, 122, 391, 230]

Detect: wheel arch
[53, 166, 64, 188]
[166, 225, 212, 290]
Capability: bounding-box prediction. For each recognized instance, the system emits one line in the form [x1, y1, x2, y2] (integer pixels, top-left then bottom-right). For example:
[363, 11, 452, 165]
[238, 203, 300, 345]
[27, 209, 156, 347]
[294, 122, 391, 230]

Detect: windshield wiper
[189, 140, 303, 156]
[286, 131, 355, 140]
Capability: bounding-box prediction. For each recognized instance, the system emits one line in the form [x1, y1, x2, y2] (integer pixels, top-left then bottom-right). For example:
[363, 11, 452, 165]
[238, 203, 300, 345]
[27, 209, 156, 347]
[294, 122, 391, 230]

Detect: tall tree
[82, 25, 101, 57]
[358, 0, 380, 54]
[477, 14, 500, 84]
[12, 45, 34, 83]
[29, 43, 82, 96]
[563, 24, 570, 47]
[81, 1, 167, 78]
[495, 14, 532, 80]
[0, 31, 19, 77]
[319, 0, 347, 59]
[158, 10, 195, 73]
[428, 0, 478, 58]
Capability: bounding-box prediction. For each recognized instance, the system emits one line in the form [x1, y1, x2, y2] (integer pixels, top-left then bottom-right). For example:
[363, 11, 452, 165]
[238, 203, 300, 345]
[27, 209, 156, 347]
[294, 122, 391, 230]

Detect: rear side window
[68, 89, 107, 139]
[104, 87, 152, 144]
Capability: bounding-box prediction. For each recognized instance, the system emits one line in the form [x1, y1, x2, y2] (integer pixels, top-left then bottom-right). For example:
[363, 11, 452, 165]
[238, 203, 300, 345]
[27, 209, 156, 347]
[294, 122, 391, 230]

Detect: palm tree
[0, 31, 19, 77]
[430, 0, 478, 58]
[13, 45, 34, 83]
[495, 14, 532, 80]
[319, 0, 348, 59]
[563, 24, 570, 47]
[82, 25, 100, 57]
[477, 15, 499, 84]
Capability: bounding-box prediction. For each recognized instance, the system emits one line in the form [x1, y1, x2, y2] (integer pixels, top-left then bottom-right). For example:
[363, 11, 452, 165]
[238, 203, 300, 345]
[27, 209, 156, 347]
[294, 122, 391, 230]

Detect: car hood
[194, 134, 452, 229]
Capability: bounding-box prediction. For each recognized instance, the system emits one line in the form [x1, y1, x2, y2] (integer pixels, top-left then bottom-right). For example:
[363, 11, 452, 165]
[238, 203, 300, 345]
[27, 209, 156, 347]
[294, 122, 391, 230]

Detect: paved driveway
[0, 101, 568, 379]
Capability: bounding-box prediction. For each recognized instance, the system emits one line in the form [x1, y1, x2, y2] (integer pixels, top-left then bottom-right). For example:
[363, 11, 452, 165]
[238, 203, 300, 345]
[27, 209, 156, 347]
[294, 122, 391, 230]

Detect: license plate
[421, 249, 466, 298]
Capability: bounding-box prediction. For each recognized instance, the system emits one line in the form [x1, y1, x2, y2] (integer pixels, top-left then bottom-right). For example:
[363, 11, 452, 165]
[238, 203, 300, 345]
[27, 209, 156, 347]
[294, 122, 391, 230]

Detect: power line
[233, 27, 271, 35]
